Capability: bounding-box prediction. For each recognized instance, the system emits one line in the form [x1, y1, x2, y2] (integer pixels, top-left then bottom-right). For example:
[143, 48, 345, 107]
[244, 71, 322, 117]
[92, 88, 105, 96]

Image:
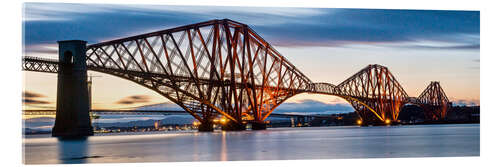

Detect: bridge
[22, 19, 451, 137]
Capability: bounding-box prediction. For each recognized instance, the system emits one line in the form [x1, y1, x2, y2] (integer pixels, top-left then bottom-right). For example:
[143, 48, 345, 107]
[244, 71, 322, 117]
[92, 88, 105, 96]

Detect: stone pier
[52, 40, 93, 138]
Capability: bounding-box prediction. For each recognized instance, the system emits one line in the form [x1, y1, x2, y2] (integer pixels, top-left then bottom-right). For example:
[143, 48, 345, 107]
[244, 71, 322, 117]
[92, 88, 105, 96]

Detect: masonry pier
[251, 121, 267, 130]
[52, 40, 94, 138]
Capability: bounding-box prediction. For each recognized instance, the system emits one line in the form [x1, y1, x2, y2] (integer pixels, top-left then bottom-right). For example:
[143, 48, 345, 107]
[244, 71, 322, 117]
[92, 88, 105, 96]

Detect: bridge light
[385, 119, 391, 125]
[193, 121, 200, 126]
[356, 120, 362, 125]
[220, 117, 228, 124]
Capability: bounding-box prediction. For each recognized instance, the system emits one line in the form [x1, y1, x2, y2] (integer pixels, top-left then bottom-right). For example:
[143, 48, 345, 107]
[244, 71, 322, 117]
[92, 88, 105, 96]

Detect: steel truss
[416, 81, 451, 120]
[84, 19, 311, 127]
[22, 56, 59, 73]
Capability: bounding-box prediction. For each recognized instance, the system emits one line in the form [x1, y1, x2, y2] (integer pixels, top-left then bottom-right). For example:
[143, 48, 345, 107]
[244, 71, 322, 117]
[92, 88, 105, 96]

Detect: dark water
[23, 124, 479, 164]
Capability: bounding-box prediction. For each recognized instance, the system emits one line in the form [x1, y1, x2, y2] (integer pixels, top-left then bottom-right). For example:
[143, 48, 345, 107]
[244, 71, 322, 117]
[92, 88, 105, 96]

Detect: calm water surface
[23, 124, 479, 164]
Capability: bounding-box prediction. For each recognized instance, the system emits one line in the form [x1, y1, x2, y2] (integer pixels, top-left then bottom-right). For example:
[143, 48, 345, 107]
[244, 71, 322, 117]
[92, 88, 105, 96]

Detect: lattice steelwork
[335, 64, 409, 124]
[85, 19, 312, 127]
[310, 82, 338, 95]
[22, 56, 59, 73]
[417, 81, 450, 120]
[22, 19, 453, 126]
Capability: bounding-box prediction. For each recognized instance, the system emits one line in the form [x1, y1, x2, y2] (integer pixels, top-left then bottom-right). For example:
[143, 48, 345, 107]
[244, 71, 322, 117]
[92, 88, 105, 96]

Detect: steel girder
[85, 19, 312, 125]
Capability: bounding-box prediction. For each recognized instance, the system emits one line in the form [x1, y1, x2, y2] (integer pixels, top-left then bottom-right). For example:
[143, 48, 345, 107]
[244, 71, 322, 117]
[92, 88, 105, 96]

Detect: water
[23, 124, 479, 164]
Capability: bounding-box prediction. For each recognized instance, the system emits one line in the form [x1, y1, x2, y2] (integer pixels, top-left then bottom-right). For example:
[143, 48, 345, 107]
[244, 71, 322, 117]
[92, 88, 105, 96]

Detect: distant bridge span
[22, 109, 332, 119]
[22, 19, 450, 135]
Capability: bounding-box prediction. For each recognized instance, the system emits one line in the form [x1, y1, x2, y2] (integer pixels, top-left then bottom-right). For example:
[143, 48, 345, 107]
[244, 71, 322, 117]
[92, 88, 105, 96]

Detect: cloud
[116, 95, 151, 105]
[24, 6, 198, 46]
[258, 9, 479, 48]
[435, 44, 479, 50]
[23, 3, 112, 21]
[23, 3, 325, 47]
[22, 91, 51, 105]
[24, 44, 58, 55]
[23, 3, 479, 54]
[24, 3, 326, 23]
[23, 91, 45, 98]
[372, 34, 480, 50]
[23, 99, 50, 104]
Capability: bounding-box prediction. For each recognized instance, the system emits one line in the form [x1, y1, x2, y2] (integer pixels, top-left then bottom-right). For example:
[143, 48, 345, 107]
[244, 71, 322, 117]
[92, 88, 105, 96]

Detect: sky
[22, 3, 480, 114]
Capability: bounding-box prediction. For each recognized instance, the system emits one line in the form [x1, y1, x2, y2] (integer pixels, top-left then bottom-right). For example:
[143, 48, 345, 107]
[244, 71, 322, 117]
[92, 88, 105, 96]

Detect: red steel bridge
[22, 19, 451, 136]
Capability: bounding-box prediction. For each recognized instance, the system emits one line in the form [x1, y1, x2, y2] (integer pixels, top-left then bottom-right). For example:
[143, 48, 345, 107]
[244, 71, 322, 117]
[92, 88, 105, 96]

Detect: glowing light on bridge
[220, 117, 228, 124]
[193, 121, 201, 126]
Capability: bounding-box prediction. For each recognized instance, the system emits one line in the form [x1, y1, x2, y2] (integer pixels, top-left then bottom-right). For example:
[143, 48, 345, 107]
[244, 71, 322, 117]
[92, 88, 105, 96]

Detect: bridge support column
[221, 121, 246, 131]
[198, 121, 214, 132]
[52, 40, 93, 138]
[251, 121, 267, 130]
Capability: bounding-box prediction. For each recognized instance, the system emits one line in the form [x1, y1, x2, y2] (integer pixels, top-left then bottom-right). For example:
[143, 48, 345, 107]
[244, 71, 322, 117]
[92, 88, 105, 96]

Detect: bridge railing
[23, 56, 59, 63]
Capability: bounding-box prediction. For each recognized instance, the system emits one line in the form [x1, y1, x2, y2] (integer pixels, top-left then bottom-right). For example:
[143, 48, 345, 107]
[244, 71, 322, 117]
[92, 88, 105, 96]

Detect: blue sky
[22, 3, 480, 114]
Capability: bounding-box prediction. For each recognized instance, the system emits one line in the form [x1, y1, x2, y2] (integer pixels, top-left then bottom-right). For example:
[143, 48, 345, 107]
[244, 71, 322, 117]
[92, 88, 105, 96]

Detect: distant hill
[94, 115, 195, 128]
[134, 100, 354, 115]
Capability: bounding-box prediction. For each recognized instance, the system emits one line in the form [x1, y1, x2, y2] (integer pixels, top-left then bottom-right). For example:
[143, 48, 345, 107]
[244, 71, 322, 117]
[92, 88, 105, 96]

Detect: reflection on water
[58, 137, 89, 164]
[23, 124, 480, 164]
[220, 131, 227, 161]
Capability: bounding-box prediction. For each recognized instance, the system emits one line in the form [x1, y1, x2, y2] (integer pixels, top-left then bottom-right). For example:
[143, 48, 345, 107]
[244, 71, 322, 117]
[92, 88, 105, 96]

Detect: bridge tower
[52, 40, 94, 137]
[335, 64, 409, 125]
[417, 81, 451, 120]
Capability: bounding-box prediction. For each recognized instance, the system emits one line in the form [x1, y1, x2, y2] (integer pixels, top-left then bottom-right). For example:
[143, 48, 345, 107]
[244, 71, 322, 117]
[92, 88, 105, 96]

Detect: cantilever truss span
[85, 19, 311, 126]
[416, 81, 451, 120]
[335, 65, 409, 123]
[22, 19, 451, 125]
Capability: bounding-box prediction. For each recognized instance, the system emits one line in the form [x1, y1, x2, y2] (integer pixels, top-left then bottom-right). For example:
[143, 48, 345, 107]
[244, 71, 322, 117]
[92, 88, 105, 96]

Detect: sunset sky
[22, 3, 480, 112]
